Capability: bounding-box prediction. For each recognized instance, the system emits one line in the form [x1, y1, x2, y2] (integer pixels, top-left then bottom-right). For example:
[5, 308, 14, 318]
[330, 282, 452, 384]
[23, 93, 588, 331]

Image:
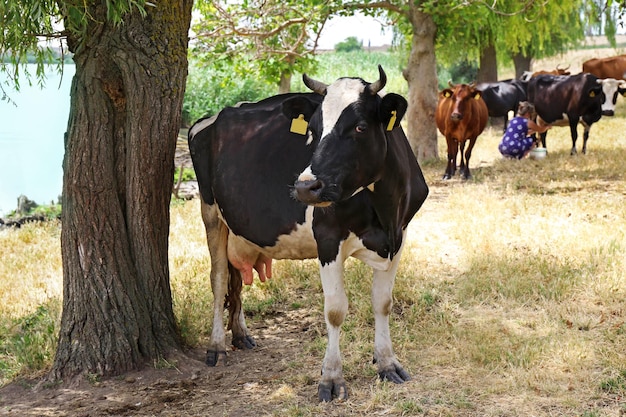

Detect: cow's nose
[451, 112, 462, 121]
[602, 110, 615, 116]
[294, 179, 324, 205]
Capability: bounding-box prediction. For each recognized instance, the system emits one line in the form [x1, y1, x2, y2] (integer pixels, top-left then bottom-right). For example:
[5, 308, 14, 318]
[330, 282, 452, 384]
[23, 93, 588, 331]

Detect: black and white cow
[476, 78, 528, 131]
[527, 73, 625, 154]
[188, 66, 429, 402]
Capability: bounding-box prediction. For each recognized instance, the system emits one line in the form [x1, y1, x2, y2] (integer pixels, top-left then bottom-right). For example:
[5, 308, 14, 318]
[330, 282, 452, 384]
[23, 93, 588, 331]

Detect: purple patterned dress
[498, 117, 534, 159]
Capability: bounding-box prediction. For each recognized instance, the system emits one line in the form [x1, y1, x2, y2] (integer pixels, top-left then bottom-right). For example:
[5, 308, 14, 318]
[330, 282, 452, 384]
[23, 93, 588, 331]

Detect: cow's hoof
[318, 379, 348, 402]
[378, 364, 411, 384]
[442, 173, 452, 180]
[205, 350, 227, 367]
[232, 335, 256, 350]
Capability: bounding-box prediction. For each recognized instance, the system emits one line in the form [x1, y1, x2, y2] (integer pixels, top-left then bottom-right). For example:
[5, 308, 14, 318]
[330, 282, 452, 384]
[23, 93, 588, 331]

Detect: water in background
[0, 64, 74, 215]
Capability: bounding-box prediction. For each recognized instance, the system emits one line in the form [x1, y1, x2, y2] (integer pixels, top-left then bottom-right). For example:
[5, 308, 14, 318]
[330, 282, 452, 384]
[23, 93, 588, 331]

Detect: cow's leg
[372, 246, 410, 384]
[201, 202, 230, 366]
[226, 264, 256, 350]
[539, 132, 548, 150]
[318, 260, 349, 402]
[581, 123, 591, 155]
[443, 137, 458, 180]
[461, 139, 475, 180]
[569, 121, 579, 155]
[458, 140, 467, 175]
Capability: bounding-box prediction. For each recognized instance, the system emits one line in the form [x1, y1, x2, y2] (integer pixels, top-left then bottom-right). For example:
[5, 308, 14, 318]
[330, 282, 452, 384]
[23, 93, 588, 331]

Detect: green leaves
[0, 0, 148, 92]
[192, 0, 331, 91]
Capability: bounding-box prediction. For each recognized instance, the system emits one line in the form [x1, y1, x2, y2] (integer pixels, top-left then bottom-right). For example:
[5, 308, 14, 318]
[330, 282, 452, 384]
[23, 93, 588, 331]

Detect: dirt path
[0, 308, 327, 416]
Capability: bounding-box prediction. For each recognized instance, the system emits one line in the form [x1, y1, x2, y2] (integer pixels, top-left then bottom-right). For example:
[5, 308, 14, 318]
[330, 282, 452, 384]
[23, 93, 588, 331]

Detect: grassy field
[3, 55, 626, 415]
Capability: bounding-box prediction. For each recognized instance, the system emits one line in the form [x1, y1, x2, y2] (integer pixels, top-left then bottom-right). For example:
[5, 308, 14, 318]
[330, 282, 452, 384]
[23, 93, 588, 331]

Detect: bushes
[183, 50, 408, 125]
[334, 36, 363, 53]
[183, 62, 276, 126]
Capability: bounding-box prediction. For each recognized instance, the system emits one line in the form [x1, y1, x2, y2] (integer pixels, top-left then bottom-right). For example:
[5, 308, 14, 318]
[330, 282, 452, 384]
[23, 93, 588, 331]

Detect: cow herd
[438, 54, 626, 179]
[186, 56, 626, 403]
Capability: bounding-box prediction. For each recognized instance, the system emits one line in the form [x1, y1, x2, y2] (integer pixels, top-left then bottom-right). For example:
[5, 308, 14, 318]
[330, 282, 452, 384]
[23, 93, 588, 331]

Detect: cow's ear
[472, 90, 482, 100]
[281, 96, 320, 121]
[379, 93, 408, 131]
[589, 85, 602, 98]
[441, 89, 453, 98]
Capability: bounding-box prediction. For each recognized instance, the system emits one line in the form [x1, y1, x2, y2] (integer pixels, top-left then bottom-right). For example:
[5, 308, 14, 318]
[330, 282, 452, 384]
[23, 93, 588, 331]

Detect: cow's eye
[355, 123, 367, 133]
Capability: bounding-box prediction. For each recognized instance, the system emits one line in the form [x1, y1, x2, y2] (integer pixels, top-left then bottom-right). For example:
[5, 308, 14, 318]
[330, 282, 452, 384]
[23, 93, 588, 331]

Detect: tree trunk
[48, 1, 193, 382]
[278, 71, 292, 94]
[477, 44, 498, 82]
[404, 6, 438, 162]
[512, 52, 532, 79]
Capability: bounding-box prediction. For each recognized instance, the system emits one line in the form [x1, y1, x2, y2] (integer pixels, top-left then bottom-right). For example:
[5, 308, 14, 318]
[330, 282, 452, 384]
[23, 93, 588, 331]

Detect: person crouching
[498, 101, 550, 159]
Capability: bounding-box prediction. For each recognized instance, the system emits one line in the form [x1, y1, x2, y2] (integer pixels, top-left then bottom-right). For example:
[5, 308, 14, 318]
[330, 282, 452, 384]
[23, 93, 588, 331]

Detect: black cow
[188, 66, 429, 402]
[527, 73, 604, 155]
[476, 78, 528, 131]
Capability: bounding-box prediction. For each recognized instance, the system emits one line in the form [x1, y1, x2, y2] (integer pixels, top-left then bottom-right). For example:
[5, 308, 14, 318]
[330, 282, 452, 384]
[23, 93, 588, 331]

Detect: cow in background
[189, 66, 429, 402]
[520, 64, 571, 81]
[583, 55, 626, 80]
[476, 78, 528, 131]
[528, 73, 604, 155]
[436, 82, 488, 180]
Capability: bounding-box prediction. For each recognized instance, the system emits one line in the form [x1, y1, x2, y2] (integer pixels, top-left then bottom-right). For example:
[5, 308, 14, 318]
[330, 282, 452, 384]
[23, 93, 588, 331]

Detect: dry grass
[3, 81, 626, 416]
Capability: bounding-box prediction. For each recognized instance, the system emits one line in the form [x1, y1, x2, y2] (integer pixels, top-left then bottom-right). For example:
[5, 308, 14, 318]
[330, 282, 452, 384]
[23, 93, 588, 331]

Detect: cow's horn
[303, 74, 328, 96]
[448, 80, 455, 88]
[368, 65, 387, 95]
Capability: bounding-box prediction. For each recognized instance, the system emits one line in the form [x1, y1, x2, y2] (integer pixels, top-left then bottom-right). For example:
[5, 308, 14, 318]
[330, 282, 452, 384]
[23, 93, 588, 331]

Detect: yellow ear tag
[474, 93, 481, 100]
[444, 91, 451, 98]
[386, 110, 397, 131]
[589, 91, 595, 98]
[290, 114, 308, 135]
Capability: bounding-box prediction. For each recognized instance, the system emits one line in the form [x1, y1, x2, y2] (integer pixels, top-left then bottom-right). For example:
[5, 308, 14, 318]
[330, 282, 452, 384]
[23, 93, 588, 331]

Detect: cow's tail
[225, 262, 243, 331]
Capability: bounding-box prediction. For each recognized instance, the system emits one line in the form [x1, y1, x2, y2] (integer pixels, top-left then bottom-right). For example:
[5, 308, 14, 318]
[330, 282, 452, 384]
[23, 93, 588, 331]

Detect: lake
[0, 64, 74, 215]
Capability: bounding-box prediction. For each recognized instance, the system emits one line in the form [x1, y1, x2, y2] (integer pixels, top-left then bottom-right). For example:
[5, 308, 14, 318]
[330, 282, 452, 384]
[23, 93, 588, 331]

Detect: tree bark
[48, 1, 193, 382]
[404, 5, 438, 162]
[512, 52, 532, 79]
[477, 44, 498, 82]
[278, 71, 292, 94]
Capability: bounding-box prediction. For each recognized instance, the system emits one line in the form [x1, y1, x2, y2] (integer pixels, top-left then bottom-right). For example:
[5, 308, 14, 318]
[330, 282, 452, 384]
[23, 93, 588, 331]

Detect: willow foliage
[0, 0, 147, 92]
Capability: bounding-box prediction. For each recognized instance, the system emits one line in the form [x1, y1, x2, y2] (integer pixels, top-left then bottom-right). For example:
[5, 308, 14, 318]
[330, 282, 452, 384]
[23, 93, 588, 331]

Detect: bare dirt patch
[0, 309, 325, 416]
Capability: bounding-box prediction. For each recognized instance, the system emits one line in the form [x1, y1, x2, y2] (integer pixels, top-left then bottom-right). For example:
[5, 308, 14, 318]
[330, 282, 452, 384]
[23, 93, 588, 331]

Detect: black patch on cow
[189, 93, 323, 247]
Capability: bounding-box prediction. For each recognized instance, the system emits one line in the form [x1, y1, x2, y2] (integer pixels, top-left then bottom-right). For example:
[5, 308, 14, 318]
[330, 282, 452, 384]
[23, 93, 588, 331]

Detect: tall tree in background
[1, 0, 193, 382]
[499, 0, 592, 78]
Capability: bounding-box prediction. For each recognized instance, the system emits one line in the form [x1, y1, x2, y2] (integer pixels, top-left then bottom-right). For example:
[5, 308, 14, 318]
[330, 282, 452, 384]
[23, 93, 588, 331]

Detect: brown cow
[583, 55, 626, 80]
[521, 64, 571, 81]
[436, 82, 489, 180]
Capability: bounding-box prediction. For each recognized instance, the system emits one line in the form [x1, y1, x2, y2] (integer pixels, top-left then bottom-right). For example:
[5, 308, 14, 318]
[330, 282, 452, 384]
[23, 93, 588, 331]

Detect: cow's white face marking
[296, 78, 365, 184]
[297, 165, 315, 182]
[599, 78, 626, 113]
[320, 78, 365, 141]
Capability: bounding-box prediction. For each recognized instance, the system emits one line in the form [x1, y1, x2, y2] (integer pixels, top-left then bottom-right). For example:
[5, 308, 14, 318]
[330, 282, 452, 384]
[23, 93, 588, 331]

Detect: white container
[529, 147, 547, 160]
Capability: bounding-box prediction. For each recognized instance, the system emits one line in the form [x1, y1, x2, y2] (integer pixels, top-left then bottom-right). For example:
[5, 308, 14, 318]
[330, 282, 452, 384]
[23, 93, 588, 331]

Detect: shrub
[334, 36, 363, 53]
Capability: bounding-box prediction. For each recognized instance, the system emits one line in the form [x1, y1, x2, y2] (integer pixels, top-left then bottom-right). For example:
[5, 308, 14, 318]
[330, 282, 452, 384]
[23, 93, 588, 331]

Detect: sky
[317, 13, 394, 50]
